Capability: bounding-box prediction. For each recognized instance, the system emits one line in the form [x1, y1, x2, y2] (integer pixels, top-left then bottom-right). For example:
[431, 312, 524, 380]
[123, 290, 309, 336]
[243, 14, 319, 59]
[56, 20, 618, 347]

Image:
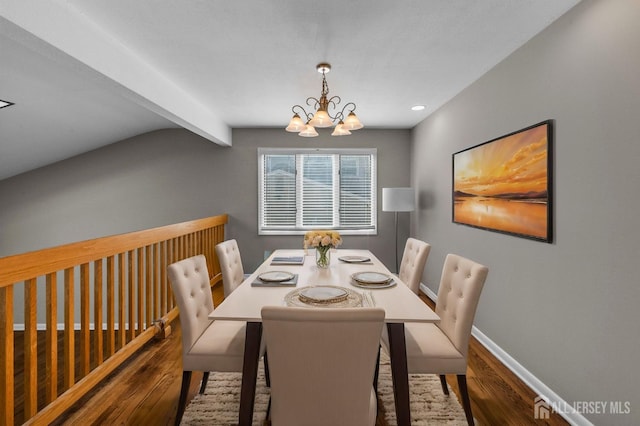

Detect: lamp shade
[382, 187, 415, 212]
[299, 124, 319, 137]
[309, 109, 332, 128]
[331, 121, 351, 136]
[342, 111, 364, 130]
[286, 113, 307, 132]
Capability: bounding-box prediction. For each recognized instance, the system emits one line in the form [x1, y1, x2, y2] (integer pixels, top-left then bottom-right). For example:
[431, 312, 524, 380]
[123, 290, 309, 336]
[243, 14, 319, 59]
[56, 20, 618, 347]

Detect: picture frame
[452, 120, 553, 242]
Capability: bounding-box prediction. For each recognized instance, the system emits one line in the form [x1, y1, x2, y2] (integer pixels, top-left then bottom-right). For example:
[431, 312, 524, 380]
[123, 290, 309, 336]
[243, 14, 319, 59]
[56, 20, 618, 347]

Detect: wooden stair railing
[0, 214, 228, 426]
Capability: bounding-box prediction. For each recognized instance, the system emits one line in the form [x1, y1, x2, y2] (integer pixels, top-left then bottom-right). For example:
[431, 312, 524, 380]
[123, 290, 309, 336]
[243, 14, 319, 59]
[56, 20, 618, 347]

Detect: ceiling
[0, 0, 580, 180]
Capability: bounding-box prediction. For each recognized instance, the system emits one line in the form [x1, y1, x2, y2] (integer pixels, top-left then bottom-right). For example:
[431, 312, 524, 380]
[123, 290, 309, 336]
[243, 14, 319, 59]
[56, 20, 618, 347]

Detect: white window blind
[259, 148, 377, 235]
[340, 155, 373, 227]
[262, 154, 296, 227]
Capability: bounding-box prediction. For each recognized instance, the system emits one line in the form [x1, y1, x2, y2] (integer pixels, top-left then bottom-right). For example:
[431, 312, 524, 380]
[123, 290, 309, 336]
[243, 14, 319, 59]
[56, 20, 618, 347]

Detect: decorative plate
[258, 271, 296, 282]
[285, 286, 363, 308]
[299, 286, 348, 304]
[351, 279, 396, 289]
[338, 255, 371, 263]
[351, 271, 392, 285]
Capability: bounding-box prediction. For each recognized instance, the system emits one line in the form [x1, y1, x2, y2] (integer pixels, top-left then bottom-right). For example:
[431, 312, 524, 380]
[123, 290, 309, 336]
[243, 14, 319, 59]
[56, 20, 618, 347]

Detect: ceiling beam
[0, 1, 231, 146]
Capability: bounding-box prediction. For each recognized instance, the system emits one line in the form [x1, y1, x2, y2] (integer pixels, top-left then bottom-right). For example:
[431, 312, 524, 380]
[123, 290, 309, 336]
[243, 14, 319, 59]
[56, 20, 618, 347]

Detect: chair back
[398, 238, 431, 294]
[435, 254, 488, 358]
[215, 239, 245, 297]
[167, 255, 214, 358]
[262, 306, 385, 426]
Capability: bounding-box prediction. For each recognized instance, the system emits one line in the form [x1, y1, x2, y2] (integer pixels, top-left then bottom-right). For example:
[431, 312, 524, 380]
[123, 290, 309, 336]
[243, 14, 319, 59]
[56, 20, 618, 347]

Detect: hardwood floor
[419, 294, 567, 426]
[32, 285, 568, 425]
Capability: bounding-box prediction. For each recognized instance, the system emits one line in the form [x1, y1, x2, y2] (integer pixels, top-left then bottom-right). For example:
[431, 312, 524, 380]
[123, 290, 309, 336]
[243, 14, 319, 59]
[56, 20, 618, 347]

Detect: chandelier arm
[291, 104, 313, 122]
[334, 102, 357, 121]
[305, 97, 321, 111]
[325, 96, 343, 121]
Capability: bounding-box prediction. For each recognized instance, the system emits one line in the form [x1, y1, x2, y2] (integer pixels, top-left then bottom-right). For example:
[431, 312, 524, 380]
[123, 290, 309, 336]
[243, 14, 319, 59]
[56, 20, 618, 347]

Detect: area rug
[181, 354, 468, 425]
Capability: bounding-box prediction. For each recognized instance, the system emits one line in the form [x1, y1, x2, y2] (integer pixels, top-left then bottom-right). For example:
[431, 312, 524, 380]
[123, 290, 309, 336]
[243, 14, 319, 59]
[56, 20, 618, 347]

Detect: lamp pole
[382, 187, 415, 274]
[394, 210, 400, 273]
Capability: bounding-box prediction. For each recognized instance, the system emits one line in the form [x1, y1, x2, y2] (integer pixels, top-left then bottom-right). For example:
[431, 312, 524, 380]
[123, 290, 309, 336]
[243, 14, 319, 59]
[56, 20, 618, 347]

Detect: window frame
[258, 147, 378, 236]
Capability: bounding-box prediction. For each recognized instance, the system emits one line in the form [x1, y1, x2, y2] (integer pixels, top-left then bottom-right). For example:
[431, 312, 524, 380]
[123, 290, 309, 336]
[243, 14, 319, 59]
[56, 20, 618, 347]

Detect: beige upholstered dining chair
[215, 239, 246, 298]
[382, 253, 488, 426]
[168, 254, 248, 426]
[398, 237, 431, 294]
[261, 306, 385, 426]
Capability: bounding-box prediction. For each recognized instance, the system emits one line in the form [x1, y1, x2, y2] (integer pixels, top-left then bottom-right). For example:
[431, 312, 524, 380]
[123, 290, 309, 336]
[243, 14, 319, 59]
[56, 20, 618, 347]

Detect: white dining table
[208, 248, 440, 426]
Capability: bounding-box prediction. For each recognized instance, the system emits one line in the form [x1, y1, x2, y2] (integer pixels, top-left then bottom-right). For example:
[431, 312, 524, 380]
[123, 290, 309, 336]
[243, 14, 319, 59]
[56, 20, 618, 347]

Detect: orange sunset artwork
[453, 122, 551, 241]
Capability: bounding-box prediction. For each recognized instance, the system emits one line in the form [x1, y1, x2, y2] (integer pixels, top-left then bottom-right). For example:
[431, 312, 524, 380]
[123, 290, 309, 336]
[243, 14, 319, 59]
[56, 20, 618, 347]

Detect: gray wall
[411, 0, 639, 424]
[0, 128, 411, 272]
[224, 128, 412, 272]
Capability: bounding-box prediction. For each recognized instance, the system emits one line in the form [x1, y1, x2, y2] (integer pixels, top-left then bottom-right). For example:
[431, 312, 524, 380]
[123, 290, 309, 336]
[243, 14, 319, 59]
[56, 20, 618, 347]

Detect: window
[259, 148, 377, 235]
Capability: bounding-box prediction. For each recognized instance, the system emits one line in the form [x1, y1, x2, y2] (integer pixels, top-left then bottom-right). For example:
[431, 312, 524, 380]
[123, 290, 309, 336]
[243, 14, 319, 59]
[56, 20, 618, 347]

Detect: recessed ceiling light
[0, 99, 15, 110]
[411, 105, 425, 111]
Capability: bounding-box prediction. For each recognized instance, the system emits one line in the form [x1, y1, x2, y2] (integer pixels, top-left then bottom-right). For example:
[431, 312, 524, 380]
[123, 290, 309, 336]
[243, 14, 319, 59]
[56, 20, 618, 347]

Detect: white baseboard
[420, 283, 592, 426]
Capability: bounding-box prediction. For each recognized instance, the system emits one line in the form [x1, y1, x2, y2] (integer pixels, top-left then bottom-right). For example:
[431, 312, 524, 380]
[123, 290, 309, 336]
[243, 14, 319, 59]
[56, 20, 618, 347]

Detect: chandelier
[286, 63, 364, 137]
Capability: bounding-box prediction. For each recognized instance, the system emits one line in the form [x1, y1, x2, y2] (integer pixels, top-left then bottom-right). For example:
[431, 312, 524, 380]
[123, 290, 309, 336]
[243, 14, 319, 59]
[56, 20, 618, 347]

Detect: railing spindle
[117, 253, 125, 350]
[168, 239, 175, 310]
[153, 244, 159, 320]
[106, 256, 115, 357]
[145, 245, 152, 328]
[45, 273, 58, 404]
[160, 241, 167, 315]
[137, 248, 144, 335]
[24, 278, 38, 418]
[80, 264, 90, 376]
[63, 268, 75, 390]
[0, 285, 15, 426]
[128, 250, 135, 342]
[94, 259, 104, 366]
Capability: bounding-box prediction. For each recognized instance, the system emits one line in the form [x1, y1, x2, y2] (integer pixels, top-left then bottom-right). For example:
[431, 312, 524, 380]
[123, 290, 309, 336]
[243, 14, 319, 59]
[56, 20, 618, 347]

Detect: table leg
[238, 321, 262, 426]
[387, 322, 410, 426]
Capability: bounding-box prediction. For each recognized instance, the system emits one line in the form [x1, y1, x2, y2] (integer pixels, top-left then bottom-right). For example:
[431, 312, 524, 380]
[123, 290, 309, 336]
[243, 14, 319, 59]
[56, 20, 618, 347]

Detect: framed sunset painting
[452, 120, 553, 242]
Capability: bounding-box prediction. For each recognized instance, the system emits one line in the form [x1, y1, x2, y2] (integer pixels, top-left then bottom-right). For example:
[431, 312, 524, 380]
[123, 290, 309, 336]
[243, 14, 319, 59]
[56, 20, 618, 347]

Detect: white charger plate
[299, 286, 348, 304]
[351, 271, 392, 284]
[351, 279, 396, 289]
[284, 286, 362, 308]
[338, 255, 371, 263]
[258, 271, 295, 282]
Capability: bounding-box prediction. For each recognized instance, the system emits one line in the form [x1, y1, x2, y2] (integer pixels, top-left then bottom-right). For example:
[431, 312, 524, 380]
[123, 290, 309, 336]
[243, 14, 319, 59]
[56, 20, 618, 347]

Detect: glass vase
[315, 246, 331, 269]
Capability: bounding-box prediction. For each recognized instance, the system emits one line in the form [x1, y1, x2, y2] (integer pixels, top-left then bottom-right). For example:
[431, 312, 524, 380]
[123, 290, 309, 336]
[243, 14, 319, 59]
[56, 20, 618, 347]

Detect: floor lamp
[382, 187, 415, 273]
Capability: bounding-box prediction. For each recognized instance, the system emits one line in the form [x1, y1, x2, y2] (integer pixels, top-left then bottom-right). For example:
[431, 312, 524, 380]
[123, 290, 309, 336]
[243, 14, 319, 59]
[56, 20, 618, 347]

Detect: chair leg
[263, 351, 271, 387]
[457, 374, 475, 426]
[266, 395, 272, 423]
[373, 345, 381, 395]
[175, 370, 192, 426]
[439, 374, 449, 395]
[199, 372, 210, 394]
